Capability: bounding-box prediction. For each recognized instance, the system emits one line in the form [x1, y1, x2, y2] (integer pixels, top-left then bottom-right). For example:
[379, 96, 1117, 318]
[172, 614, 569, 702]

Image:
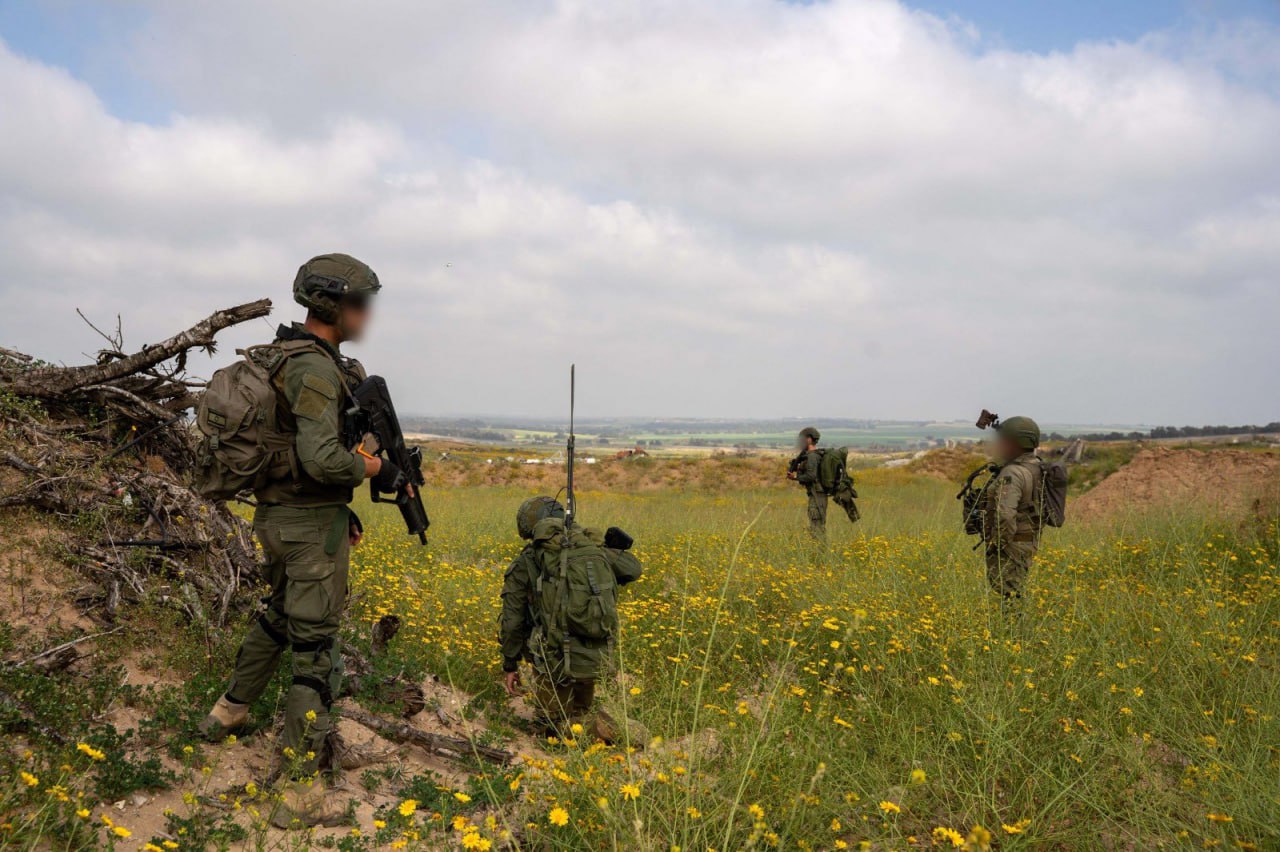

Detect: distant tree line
[1047, 422, 1280, 442]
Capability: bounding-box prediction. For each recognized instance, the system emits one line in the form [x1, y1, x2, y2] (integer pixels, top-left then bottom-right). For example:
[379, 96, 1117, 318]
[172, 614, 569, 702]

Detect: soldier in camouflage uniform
[788, 426, 828, 540]
[981, 416, 1044, 610]
[499, 497, 646, 745]
[198, 254, 408, 826]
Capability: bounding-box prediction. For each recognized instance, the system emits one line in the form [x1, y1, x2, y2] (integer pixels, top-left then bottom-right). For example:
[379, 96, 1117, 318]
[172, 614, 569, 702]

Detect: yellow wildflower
[932, 827, 965, 847]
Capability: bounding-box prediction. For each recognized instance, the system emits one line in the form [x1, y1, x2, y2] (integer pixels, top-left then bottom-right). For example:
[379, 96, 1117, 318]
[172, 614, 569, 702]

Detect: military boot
[269, 778, 351, 829]
[198, 695, 248, 742]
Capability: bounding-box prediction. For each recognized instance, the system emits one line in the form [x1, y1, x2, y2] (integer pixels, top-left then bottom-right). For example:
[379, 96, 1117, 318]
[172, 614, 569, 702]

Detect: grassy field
[1, 465, 1277, 850]
[332, 469, 1280, 851]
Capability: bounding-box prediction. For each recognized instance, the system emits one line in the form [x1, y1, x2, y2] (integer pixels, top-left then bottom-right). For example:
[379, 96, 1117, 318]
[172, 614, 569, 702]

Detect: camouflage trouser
[528, 673, 607, 739]
[806, 491, 828, 540]
[985, 540, 1037, 601]
[225, 504, 350, 776]
[527, 672, 648, 747]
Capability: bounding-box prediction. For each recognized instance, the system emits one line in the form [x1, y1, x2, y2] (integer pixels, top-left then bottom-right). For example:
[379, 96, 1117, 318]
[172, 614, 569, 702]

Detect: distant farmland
[403, 417, 1149, 451]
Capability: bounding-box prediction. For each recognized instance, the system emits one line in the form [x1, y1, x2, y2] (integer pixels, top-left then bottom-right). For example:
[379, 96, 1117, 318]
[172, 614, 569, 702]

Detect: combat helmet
[293, 253, 381, 323]
[797, 426, 821, 449]
[516, 496, 565, 540]
[996, 416, 1041, 451]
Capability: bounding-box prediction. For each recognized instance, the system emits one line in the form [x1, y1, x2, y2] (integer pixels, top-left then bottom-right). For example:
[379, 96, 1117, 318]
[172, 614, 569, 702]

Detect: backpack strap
[558, 541, 572, 680]
[1006, 456, 1047, 532]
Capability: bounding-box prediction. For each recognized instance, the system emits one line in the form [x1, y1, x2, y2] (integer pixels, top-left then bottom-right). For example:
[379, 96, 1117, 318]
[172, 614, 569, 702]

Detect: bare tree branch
[5, 299, 271, 399]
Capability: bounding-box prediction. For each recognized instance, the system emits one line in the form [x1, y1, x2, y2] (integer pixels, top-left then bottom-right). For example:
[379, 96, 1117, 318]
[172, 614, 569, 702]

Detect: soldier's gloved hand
[604, 527, 634, 551]
[372, 459, 407, 494]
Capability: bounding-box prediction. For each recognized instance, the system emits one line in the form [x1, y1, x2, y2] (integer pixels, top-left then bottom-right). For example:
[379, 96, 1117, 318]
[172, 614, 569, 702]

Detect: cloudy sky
[1, 1, 1277, 425]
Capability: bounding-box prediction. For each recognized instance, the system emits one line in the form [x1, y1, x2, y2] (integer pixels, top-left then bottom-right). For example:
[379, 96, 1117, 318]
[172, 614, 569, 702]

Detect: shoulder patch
[294, 372, 338, 420]
[302, 373, 337, 399]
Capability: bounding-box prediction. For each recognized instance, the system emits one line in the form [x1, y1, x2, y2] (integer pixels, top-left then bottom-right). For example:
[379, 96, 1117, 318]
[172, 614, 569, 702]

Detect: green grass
[1, 472, 1276, 850]
[339, 476, 1280, 850]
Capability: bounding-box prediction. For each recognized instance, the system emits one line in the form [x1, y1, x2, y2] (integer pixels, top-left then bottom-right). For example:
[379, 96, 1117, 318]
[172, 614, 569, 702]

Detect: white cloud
[1, 1, 1277, 423]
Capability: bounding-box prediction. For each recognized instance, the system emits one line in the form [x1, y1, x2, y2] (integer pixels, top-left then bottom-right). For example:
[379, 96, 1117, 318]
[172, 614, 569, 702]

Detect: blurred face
[337, 293, 374, 342]
[994, 434, 1023, 463]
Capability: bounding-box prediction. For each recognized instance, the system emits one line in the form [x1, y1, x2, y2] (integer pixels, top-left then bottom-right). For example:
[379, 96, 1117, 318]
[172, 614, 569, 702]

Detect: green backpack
[193, 340, 317, 500]
[529, 518, 619, 681]
[818, 446, 850, 492]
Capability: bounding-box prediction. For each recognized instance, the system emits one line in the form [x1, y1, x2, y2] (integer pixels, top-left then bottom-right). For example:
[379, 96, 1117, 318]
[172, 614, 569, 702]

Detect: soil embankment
[1073, 447, 1280, 520]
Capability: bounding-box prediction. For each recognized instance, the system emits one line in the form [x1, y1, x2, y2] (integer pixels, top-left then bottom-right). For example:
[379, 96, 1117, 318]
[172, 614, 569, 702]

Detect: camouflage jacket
[982, 452, 1043, 548]
[795, 449, 824, 495]
[499, 524, 642, 676]
[255, 323, 367, 507]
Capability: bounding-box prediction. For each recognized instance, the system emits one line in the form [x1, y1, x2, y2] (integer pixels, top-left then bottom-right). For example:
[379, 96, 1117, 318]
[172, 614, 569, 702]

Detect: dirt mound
[906, 447, 989, 483]
[1073, 447, 1280, 521]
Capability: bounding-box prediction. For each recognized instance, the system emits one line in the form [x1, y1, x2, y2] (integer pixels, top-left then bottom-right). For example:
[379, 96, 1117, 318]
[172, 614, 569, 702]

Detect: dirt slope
[1073, 447, 1280, 521]
[905, 447, 989, 483]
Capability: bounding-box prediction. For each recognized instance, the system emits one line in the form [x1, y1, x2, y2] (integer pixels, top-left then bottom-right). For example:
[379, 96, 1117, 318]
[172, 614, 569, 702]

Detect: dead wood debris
[0, 301, 270, 626]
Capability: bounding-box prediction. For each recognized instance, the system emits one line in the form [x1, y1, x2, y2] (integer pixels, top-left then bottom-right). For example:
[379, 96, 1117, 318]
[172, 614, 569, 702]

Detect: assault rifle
[957, 461, 999, 539]
[348, 376, 430, 545]
[786, 450, 806, 479]
[959, 408, 1003, 545]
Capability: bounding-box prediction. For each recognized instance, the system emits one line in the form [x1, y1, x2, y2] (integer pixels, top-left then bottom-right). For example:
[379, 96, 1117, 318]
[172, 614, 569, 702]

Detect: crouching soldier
[981, 416, 1045, 611]
[499, 496, 648, 746]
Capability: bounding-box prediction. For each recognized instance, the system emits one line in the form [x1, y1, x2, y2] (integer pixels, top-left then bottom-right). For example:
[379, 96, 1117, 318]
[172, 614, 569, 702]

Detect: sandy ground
[1073, 447, 1280, 521]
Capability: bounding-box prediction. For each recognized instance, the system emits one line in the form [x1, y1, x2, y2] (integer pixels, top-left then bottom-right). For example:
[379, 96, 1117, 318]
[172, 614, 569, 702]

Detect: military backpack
[817, 446, 851, 492]
[193, 340, 321, 500]
[528, 518, 619, 681]
[1035, 458, 1068, 528]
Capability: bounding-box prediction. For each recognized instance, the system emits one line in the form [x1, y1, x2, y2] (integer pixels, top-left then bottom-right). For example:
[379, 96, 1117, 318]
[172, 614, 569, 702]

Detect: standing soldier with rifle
[498, 368, 647, 746]
[195, 253, 418, 827]
[788, 426, 829, 540]
[958, 410, 1067, 615]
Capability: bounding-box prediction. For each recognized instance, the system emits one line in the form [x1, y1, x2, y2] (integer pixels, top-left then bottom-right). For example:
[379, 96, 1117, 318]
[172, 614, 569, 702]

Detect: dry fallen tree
[2, 302, 461, 763]
[0, 300, 271, 626]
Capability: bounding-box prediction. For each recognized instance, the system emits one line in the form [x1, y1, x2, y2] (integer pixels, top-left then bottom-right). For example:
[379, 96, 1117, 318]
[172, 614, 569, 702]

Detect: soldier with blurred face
[788, 426, 828, 540]
[198, 253, 410, 827]
[981, 416, 1044, 609]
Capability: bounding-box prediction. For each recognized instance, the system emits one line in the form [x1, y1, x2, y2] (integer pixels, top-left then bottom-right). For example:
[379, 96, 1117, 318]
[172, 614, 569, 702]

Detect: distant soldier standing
[499, 496, 646, 745]
[977, 415, 1050, 609]
[789, 426, 829, 540]
[197, 254, 410, 826]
